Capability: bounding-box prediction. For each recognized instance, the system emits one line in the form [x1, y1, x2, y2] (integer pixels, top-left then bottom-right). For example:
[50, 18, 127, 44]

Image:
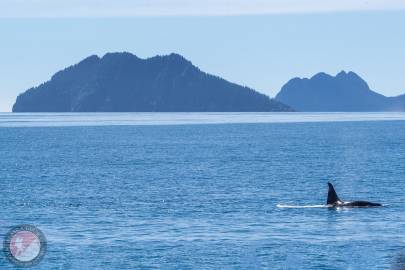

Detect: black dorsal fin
[327, 182, 341, 205]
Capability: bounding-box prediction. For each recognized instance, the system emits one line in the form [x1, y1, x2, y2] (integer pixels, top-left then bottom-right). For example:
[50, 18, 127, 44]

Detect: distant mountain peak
[336, 70, 363, 81]
[275, 71, 404, 112]
[310, 71, 361, 81]
[310, 72, 333, 81]
[102, 51, 138, 59]
[99, 52, 143, 64]
[149, 53, 193, 66]
[81, 54, 100, 63]
[336, 70, 348, 76]
[167, 52, 188, 60]
[336, 70, 352, 77]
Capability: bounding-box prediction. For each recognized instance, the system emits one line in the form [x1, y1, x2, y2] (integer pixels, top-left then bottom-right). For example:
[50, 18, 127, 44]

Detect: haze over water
[1, 112, 405, 127]
[1, 113, 405, 269]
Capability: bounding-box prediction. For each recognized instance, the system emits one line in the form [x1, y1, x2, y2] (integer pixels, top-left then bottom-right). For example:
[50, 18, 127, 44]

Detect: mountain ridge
[275, 71, 405, 112]
[13, 52, 292, 112]
[12, 53, 405, 112]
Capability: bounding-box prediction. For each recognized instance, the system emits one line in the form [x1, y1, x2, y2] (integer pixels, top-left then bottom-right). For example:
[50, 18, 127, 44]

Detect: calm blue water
[1, 113, 405, 269]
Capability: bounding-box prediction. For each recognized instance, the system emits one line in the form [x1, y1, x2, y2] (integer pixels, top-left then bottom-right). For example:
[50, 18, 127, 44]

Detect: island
[12, 52, 292, 112]
[275, 71, 405, 111]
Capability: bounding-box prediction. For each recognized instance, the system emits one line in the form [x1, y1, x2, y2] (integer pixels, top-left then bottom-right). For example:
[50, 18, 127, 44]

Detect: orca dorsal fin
[327, 182, 341, 205]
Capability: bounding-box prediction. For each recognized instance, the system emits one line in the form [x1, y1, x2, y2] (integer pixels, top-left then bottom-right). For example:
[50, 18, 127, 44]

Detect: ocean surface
[1, 113, 405, 269]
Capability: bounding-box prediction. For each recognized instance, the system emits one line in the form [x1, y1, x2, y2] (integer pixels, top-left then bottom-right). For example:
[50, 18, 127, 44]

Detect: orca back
[341, 201, 382, 207]
[327, 182, 341, 205]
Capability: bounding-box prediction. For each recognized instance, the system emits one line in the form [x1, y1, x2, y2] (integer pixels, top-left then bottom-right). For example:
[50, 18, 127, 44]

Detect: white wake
[276, 204, 327, 208]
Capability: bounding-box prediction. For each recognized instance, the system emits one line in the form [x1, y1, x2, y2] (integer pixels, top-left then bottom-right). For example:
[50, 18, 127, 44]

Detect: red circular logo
[3, 225, 47, 267]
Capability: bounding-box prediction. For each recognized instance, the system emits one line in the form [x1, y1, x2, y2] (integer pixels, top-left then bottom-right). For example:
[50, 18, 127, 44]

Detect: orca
[327, 182, 382, 207]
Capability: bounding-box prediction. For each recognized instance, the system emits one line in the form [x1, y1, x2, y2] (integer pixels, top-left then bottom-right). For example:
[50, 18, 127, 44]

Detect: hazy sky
[1, 0, 405, 111]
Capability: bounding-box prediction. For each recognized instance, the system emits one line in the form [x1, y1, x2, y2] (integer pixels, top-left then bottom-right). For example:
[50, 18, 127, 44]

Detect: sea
[0, 112, 405, 269]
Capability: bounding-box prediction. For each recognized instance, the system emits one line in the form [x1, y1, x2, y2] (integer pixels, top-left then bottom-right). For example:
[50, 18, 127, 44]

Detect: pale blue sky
[1, 1, 405, 111]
